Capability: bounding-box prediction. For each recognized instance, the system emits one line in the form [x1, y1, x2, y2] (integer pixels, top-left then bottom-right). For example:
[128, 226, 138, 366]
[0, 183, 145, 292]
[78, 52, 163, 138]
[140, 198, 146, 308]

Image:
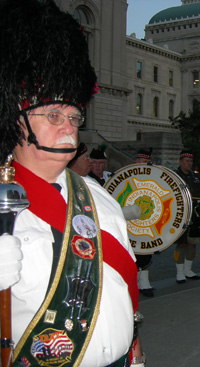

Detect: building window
[74, 8, 89, 24]
[137, 61, 142, 79]
[153, 97, 159, 117]
[137, 130, 142, 141]
[73, 7, 91, 43]
[169, 70, 173, 87]
[154, 66, 158, 83]
[136, 93, 142, 115]
[193, 71, 199, 88]
[169, 100, 174, 119]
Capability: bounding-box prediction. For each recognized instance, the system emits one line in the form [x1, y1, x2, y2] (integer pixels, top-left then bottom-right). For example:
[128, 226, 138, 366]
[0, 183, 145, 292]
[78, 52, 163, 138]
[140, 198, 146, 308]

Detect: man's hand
[0, 235, 22, 290]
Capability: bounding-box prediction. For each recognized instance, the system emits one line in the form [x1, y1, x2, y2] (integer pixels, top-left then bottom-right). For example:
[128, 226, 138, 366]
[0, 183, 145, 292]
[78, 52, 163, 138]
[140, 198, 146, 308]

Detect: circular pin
[72, 215, 98, 238]
[65, 319, 74, 331]
[83, 205, 92, 212]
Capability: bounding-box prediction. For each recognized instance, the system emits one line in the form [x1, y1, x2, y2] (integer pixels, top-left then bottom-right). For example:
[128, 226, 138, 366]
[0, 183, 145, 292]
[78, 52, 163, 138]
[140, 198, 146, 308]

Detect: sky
[127, 0, 181, 39]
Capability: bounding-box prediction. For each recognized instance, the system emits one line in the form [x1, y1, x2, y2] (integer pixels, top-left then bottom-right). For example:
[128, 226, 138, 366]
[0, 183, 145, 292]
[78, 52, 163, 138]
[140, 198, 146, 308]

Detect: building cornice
[98, 84, 132, 96]
[127, 119, 179, 130]
[126, 36, 200, 63]
[126, 37, 182, 61]
[181, 54, 200, 61]
[146, 17, 200, 30]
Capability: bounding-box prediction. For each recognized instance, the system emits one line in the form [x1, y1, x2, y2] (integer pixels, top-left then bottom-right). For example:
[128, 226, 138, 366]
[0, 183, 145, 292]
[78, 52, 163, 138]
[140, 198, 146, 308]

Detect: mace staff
[0, 154, 29, 367]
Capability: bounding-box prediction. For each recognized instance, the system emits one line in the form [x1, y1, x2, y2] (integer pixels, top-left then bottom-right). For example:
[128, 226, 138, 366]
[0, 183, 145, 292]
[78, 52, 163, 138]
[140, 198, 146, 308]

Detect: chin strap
[20, 110, 77, 154]
[36, 146, 77, 153]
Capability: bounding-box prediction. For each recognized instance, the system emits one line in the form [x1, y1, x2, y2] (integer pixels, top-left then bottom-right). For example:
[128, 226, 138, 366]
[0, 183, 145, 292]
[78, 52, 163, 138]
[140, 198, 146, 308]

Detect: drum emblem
[120, 178, 173, 239]
[134, 194, 155, 220]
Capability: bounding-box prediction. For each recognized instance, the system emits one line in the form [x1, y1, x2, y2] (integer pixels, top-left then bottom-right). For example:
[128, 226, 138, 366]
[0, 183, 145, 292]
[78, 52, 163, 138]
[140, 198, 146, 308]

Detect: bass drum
[104, 164, 193, 254]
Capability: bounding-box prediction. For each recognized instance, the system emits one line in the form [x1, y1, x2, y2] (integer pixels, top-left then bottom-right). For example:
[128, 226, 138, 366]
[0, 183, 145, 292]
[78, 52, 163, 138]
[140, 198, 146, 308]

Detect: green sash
[13, 169, 103, 367]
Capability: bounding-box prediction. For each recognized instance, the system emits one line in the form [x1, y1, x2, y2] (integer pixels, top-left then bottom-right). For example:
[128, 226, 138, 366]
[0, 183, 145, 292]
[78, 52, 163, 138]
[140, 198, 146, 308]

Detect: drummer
[135, 148, 154, 297]
[174, 149, 200, 283]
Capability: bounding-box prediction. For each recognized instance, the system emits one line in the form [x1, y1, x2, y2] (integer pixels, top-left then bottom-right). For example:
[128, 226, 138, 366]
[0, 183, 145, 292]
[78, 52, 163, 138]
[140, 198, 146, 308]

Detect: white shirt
[12, 171, 135, 367]
[102, 170, 111, 181]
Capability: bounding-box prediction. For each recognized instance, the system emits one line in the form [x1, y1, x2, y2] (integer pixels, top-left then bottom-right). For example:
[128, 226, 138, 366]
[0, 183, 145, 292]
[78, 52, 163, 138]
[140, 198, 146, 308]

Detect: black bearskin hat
[0, 0, 97, 163]
[90, 145, 108, 160]
[179, 149, 194, 160]
[136, 148, 152, 160]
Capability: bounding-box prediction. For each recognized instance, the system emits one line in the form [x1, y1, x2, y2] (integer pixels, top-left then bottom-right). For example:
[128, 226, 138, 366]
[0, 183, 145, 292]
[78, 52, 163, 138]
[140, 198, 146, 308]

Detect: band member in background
[68, 142, 93, 176]
[89, 145, 112, 186]
[135, 148, 154, 297]
[174, 149, 200, 283]
[0, 1, 144, 366]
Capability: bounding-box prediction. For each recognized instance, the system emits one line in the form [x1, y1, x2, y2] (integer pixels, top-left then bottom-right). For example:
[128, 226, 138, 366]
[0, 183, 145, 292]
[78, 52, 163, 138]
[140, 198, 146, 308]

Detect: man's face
[91, 159, 107, 178]
[179, 157, 193, 174]
[136, 157, 151, 164]
[14, 104, 79, 168]
[75, 152, 93, 176]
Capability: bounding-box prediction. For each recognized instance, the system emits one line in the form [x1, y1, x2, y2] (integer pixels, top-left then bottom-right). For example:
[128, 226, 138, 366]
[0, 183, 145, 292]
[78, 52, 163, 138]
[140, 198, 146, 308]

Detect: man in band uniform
[174, 149, 200, 283]
[0, 1, 145, 366]
[68, 142, 93, 177]
[89, 146, 111, 186]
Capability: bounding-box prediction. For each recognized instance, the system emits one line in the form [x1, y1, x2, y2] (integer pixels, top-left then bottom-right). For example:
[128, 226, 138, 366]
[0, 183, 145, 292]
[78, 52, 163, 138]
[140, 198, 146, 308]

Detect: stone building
[145, 0, 200, 117]
[125, 36, 182, 166]
[53, 0, 200, 168]
[57, 0, 129, 144]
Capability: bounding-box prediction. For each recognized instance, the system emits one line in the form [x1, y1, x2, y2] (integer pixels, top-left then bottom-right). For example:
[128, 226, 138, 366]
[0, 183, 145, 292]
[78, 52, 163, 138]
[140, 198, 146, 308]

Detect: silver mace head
[0, 154, 29, 235]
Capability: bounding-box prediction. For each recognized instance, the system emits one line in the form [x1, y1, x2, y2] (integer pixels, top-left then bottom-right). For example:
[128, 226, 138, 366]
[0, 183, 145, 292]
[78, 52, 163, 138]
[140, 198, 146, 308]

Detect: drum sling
[12, 165, 102, 367]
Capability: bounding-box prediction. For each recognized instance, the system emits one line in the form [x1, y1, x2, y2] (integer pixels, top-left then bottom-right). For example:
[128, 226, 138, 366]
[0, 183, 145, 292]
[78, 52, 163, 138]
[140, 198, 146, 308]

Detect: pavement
[137, 246, 200, 367]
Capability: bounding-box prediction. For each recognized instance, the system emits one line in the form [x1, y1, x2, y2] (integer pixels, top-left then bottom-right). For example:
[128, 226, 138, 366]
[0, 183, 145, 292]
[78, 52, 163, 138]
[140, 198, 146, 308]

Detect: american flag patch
[31, 328, 74, 366]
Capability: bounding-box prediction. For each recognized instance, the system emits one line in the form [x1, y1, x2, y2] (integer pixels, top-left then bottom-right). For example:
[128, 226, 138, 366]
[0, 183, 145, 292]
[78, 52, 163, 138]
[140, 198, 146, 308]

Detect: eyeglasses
[28, 111, 84, 127]
[91, 161, 105, 166]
